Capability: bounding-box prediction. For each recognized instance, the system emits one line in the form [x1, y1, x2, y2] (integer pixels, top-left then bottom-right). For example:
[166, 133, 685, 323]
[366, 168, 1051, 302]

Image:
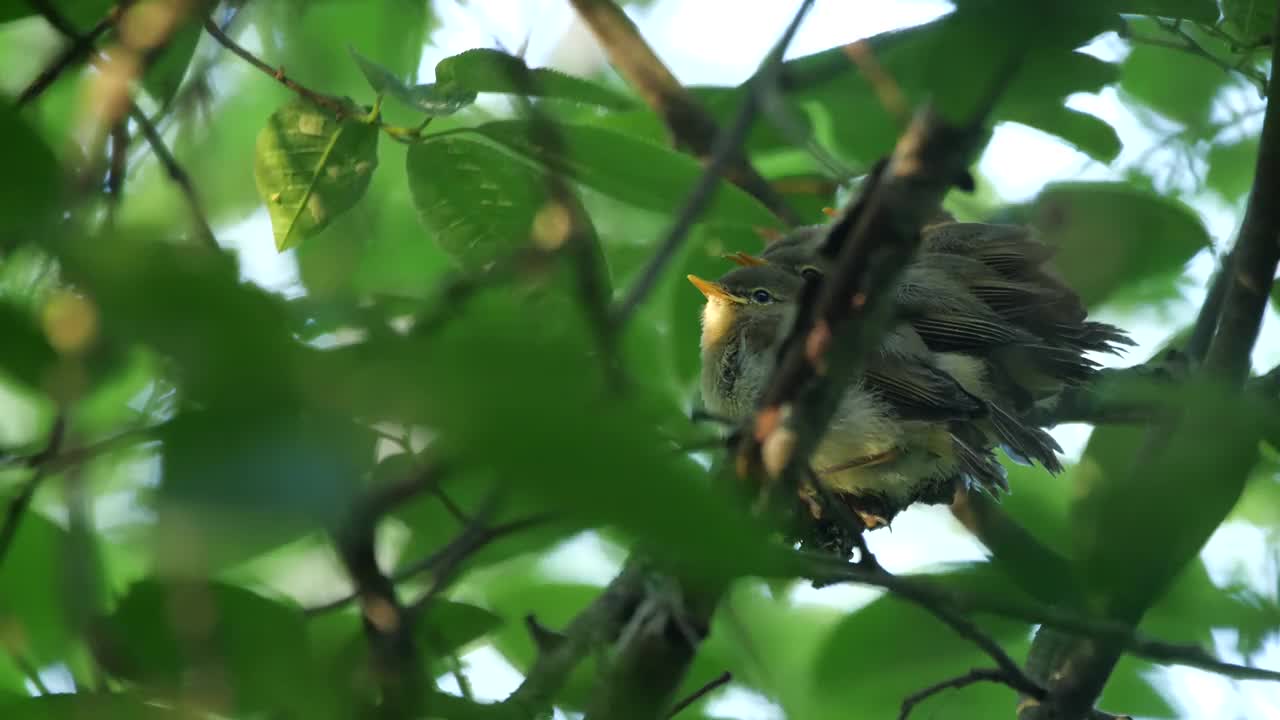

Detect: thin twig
[126, 103, 217, 248]
[609, 0, 815, 328]
[899, 668, 1010, 720]
[566, 0, 800, 224]
[304, 513, 552, 615]
[805, 554, 1280, 683]
[201, 18, 352, 117]
[666, 670, 731, 718]
[17, 4, 122, 107]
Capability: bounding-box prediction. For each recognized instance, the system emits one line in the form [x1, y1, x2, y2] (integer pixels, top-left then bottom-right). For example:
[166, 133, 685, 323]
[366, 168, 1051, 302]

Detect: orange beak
[723, 251, 767, 267]
[687, 275, 745, 303]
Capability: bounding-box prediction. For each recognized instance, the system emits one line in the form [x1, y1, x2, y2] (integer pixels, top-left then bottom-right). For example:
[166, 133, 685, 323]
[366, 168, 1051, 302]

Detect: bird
[690, 220, 1131, 526]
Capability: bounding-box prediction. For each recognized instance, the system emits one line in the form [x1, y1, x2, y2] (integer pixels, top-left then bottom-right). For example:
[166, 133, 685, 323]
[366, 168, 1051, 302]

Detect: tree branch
[201, 18, 352, 118]
[609, 0, 815, 329]
[16, 3, 122, 107]
[1204, 20, 1280, 384]
[0, 416, 66, 572]
[804, 554, 1280, 683]
[900, 668, 1018, 720]
[502, 558, 651, 716]
[565, 0, 800, 224]
[127, 103, 218, 249]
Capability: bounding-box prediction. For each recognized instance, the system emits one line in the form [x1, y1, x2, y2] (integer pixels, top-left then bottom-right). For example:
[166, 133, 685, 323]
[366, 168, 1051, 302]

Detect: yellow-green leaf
[254, 100, 380, 251]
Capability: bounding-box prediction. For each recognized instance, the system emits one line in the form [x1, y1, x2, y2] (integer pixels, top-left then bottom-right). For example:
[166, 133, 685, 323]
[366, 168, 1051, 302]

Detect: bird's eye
[751, 289, 773, 304]
[800, 265, 822, 280]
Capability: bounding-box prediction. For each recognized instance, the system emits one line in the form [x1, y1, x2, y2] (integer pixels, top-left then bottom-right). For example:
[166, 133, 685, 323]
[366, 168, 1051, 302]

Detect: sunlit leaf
[1071, 384, 1261, 618]
[1004, 106, 1122, 162]
[1206, 136, 1260, 202]
[0, 513, 97, 663]
[405, 132, 551, 271]
[254, 99, 380, 251]
[1025, 182, 1211, 307]
[1120, 20, 1230, 130]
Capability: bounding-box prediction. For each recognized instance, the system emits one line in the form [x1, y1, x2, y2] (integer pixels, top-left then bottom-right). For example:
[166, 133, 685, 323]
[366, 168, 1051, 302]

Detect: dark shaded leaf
[1118, 0, 1221, 21]
[142, 17, 202, 108]
[0, 302, 56, 391]
[0, 694, 177, 720]
[1223, 0, 1276, 44]
[53, 236, 302, 408]
[254, 99, 380, 251]
[0, 104, 63, 252]
[434, 48, 636, 110]
[1025, 182, 1211, 307]
[0, 0, 113, 26]
[156, 409, 372, 570]
[96, 580, 337, 717]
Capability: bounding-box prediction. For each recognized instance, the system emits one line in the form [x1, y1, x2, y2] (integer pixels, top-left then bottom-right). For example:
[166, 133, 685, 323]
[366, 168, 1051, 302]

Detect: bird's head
[687, 265, 803, 353]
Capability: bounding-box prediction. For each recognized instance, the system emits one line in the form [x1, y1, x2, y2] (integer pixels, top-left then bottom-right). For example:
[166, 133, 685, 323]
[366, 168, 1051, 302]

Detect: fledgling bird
[693, 221, 1131, 524]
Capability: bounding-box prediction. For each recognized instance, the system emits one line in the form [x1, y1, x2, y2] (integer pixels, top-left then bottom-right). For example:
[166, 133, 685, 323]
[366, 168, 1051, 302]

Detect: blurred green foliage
[0, 1, 1276, 719]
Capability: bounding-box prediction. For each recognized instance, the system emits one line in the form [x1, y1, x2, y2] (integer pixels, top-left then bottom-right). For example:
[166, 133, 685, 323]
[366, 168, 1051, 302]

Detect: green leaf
[405, 132, 551, 271]
[1024, 182, 1211, 307]
[97, 580, 336, 717]
[398, 83, 478, 116]
[1070, 384, 1262, 619]
[1206, 136, 1259, 202]
[1118, 0, 1221, 21]
[347, 46, 477, 118]
[732, 4, 1122, 166]
[0, 513, 96, 663]
[1120, 20, 1230, 129]
[0, 694, 178, 720]
[1223, 0, 1276, 44]
[156, 409, 372, 571]
[434, 48, 636, 110]
[0, 301, 56, 391]
[0, 104, 63, 252]
[254, 99, 380, 251]
[349, 46, 410, 97]
[460, 121, 782, 228]
[142, 17, 202, 108]
[1004, 106, 1122, 162]
[814, 564, 1034, 718]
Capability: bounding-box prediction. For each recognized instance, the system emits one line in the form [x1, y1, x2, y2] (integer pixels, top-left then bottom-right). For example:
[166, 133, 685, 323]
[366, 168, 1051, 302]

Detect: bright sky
[217, 1, 1280, 717]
